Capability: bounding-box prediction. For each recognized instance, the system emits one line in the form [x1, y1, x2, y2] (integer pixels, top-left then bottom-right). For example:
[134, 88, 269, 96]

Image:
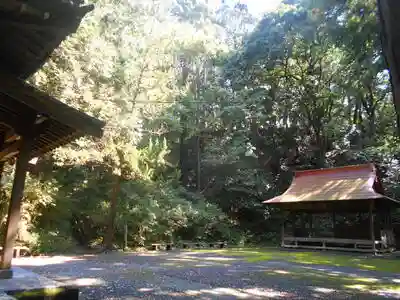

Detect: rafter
[0, 72, 104, 138]
[0, 140, 21, 161]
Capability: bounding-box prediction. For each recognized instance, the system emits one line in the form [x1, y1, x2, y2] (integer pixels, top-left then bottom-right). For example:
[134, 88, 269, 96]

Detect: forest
[1, 0, 400, 253]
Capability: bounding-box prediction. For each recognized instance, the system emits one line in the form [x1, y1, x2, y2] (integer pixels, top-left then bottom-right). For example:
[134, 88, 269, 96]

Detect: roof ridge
[262, 163, 400, 207]
[295, 163, 375, 177]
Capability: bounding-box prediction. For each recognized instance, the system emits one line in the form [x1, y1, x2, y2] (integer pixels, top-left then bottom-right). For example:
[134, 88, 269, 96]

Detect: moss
[191, 247, 400, 273]
[12, 287, 65, 298]
[262, 266, 400, 295]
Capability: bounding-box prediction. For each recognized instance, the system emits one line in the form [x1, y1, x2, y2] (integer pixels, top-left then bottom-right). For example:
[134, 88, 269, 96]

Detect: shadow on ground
[12, 250, 400, 299]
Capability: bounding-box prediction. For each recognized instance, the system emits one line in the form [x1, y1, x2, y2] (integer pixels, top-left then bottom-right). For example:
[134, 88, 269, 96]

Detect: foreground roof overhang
[263, 164, 400, 210]
[0, 72, 105, 161]
[0, 1, 105, 161]
[378, 0, 400, 128]
[0, 0, 94, 79]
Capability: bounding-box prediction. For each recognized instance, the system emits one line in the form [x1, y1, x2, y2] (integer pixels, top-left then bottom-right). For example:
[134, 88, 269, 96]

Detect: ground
[12, 248, 400, 299]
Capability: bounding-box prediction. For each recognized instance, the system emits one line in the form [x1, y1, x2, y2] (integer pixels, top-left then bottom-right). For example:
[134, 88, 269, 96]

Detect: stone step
[0, 293, 15, 300]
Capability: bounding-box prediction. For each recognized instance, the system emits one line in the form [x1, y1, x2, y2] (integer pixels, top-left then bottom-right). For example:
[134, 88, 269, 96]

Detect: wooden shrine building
[0, 0, 105, 279]
[264, 164, 400, 253]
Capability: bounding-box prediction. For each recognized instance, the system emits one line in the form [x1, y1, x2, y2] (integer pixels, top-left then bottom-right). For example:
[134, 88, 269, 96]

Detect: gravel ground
[12, 251, 400, 299]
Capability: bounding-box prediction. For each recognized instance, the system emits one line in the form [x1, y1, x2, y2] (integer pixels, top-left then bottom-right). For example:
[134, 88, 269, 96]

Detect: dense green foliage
[1, 0, 399, 252]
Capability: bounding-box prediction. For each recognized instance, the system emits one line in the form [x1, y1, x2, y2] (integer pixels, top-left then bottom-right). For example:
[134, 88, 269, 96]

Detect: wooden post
[309, 213, 313, 237]
[0, 135, 33, 275]
[281, 215, 285, 247]
[369, 200, 376, 253]
[301, 213, 306, 237]
[332, 212, 336, 238]
[124, 223, 128, 251]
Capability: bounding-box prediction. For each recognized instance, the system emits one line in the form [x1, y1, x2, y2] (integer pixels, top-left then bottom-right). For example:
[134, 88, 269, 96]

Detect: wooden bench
[180, 241, 203, 249]
[150, 243, 173, 251]
[208, 241, 227, 249]
[0, 246, 30, 258]
[282, 237, 380, 252]
[178, 241, 227, 249]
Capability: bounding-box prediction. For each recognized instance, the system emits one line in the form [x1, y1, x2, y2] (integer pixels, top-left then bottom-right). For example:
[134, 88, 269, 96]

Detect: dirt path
[12, 251, 400, 299]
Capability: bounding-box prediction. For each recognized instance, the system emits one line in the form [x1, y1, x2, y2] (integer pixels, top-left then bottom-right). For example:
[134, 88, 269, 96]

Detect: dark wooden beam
[0, 71, 105, 138]
[0, 109, 28, 136]
[0, 140, 21, 161]
[0, 134, 34, 272]
[0, 161, 4, 183]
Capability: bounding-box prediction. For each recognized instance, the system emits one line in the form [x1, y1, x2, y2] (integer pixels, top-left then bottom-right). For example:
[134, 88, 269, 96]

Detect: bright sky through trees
[240, 0, 282, 14]
[208, 0, 282, 15]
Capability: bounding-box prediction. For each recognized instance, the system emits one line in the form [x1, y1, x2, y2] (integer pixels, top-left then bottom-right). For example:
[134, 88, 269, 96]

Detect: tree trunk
[377, 0, 400, 135]
[104, 175, 121, 250]
[179, 116, 190, 187]
[196, 135, 201, 191]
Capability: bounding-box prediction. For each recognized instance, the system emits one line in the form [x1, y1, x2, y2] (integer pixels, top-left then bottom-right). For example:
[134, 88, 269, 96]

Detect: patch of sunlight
[355, 277, 379, 283]
[392, 279, 400, 283]
[274, 270, 291, 274]
[202, 287, 248, 298]
[200, 261, 226, 266]
[138, 288, 154, 292]
[137, 252, 164, 256]
[243, 288, 290, 298]
[185, 290, 201, 296]
[370, 287, 400, 297]
[13, 256, 85, 266]
[167, 257, 197, 262]
[345, 284, 369, 291]
[13, 288, 65, 298]
[178, 254, 237, 262]
[88, 267, 104, 271]
[377, 285, 400, 292]
[199, 256, 237, 261]
[312, 287, 336, 294]
[163, 292, 182, 297]
[358, 264, 376, 270]
[161, 262, 177, 266]
[186, 287, 287, 299]
[64, 277, 105, 287]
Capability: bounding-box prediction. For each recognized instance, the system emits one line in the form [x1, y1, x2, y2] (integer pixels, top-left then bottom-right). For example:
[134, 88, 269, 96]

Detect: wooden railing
[281, 236, 382, 252]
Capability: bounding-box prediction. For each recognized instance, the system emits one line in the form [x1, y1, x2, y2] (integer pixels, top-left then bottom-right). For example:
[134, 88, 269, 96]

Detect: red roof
[263, 164, 399, 204]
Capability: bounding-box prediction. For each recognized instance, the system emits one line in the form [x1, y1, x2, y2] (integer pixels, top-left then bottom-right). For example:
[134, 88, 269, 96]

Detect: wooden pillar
[309, 213, 313, 237]
[332, 212, 336, 238]
[369, 200, 376, 253]
[0, 135, 34, 274]
[301, 213, 306, 237]
[281, 212, 286, 247]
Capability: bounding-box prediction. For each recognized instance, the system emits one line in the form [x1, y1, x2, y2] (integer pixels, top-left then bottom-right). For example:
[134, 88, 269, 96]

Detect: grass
[191, 247, 400, 273]
[262, 266, 400, 295]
